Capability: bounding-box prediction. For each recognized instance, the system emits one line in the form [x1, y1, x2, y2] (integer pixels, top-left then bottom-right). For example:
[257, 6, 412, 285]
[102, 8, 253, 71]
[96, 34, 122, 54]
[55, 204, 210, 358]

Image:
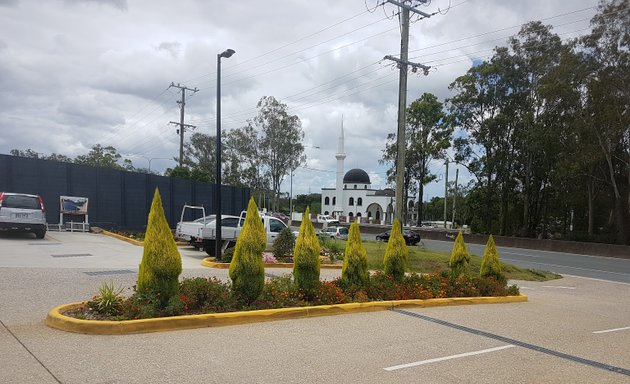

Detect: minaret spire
[334, 116, 346, 218]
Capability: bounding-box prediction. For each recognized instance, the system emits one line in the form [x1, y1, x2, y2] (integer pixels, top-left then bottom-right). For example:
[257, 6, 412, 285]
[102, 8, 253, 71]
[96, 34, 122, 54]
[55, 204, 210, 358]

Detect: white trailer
[175, 205, 289, 256]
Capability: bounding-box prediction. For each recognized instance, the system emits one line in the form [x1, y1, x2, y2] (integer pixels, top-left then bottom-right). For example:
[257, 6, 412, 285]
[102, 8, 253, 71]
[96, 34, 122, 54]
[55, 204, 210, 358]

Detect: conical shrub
[137, 187, 182, 307]
[341, 221, 369, 286]
[229, 198, 266, 303]
[383, 219, 408, 281]
[480, 234, 503, 280]
[449, 230, 470, 278]
[293, 207, 321, 291]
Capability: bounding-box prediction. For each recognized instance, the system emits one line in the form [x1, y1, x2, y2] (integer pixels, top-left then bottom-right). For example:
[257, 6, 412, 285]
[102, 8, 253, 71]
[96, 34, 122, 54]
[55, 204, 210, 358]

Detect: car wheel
[35, 230, 46, 239]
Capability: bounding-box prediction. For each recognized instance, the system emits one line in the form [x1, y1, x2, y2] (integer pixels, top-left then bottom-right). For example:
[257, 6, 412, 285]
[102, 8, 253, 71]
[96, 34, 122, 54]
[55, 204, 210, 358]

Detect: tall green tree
[74, 144, 132, 170]
[381, 92, 451, 224]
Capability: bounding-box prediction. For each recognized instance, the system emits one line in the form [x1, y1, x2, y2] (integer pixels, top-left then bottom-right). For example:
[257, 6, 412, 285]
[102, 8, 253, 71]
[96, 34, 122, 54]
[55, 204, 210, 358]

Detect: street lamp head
[219, 49, 235, 58]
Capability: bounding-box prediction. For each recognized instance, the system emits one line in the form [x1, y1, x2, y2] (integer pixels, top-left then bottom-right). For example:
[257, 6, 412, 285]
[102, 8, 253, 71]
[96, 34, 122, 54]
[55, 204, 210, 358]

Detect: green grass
[326, 239, 562, 282]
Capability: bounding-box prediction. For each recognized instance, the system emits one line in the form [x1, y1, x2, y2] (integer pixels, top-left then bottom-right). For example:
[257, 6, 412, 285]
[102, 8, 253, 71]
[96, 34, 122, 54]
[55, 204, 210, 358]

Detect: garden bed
[48, 272, 523, 334]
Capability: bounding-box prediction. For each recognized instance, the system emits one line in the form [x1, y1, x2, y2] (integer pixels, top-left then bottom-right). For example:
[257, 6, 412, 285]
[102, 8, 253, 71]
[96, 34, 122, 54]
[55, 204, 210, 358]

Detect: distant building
[321, 121, 416, 225]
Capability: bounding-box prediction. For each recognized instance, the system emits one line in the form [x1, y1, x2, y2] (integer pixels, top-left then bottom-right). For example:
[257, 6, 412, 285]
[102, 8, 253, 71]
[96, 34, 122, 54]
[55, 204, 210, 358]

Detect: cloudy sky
[0, 0, 600, 201]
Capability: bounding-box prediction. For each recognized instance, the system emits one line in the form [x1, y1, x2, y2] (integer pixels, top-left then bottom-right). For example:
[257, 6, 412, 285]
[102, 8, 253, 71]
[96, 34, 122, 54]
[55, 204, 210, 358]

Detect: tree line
[382, 0, 629, 244]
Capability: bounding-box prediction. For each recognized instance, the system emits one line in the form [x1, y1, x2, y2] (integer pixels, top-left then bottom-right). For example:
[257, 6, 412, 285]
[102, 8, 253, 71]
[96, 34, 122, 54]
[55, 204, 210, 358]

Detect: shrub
[383, 219, 408, 281]
[222, 247, 235, 263]
[262, 253, 278, 263]
[449, 230, 470, 278]
[292, 207, 321, 292]
[272, 228, 295, 261]
[137, 188, 182, 307]
[341, 221, 369, 286]
[480, 234, 503, 280]
[179, 277, 237, 313]
[122, 286, 161, 319]
[87, 281, 125, 316]
[229, 198, 266, 304]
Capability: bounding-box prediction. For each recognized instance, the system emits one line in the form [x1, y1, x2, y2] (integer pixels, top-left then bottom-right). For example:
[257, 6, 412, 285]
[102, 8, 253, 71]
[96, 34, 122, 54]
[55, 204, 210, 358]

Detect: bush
[480, 234, 503, 280]
[221, 247, 235, 263]
[87, 281, 125, 316]
[449, 230, 470, 278]
[319, 237, 343, 262]
[137, 188, 182, 307]
[179, 277, 237, 313]
[341, 221, 369, 286]
[272, 228, 295, 261]
[293, 207, 321, 292]
[383, 219, 408, 281]
[229, 198, 266, 304]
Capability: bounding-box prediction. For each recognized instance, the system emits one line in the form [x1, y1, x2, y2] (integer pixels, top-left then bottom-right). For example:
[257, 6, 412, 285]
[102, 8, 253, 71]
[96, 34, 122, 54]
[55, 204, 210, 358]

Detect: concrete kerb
[100, 229, 188, 247]
[46, 295, 528, 335]
[201, 257, 343, 269]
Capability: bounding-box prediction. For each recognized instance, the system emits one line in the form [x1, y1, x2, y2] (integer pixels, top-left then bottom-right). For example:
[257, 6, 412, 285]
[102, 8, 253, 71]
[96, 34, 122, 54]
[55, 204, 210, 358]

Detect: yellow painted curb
[46, 295, 527, 335]
[101, 230, 188, 247]
[201, 257, 343, 269]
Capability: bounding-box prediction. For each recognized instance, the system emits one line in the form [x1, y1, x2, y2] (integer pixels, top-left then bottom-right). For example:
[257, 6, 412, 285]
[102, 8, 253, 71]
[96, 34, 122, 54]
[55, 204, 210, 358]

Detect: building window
[332, 197, 336, 205]
[349, 197, 354, 206]
[344, 184, 347, 189]
[324, 197, 330, 205]
[357, 197, 362, 206]
[348, 212, 354, 218]
[364, 185, 367, 189]
[357, 212, 362, 217]
[376, 211, 380, 221]
[324, 211, 329, 215]
[354, 185, 357, 189]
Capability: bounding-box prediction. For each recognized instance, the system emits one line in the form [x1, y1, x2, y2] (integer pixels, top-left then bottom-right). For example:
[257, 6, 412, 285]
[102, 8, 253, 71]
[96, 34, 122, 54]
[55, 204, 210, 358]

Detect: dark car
[375, 229, 421, 245]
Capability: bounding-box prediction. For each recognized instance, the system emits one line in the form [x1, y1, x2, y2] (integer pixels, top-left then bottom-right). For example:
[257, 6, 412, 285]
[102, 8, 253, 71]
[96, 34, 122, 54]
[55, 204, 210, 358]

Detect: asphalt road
[420, 239, 630, 284]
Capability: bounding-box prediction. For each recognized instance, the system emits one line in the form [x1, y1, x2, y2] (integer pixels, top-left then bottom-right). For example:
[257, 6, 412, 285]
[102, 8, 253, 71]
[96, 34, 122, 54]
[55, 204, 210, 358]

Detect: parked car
[375, 229, 421, 245]
[319, 226, 349, 240]
[272, 212, 290, 221]
[316, 214, 339, 225]
[0, 192, 47, 238]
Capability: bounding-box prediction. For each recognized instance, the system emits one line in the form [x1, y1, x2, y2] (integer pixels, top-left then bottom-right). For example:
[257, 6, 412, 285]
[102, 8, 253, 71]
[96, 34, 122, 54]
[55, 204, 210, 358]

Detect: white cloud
[0, 0, 600, 198]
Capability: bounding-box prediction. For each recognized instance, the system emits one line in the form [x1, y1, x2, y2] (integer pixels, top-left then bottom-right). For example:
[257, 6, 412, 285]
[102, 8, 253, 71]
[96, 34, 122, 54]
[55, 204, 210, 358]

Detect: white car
[316, 214, 339, 225]
[0, 192, 47, 238]
[319, 226, 348, 240]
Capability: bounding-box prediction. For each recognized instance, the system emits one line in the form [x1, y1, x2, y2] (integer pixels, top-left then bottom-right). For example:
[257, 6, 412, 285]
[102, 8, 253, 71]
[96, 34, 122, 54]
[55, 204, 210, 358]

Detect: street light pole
[215, 48, 235, 259]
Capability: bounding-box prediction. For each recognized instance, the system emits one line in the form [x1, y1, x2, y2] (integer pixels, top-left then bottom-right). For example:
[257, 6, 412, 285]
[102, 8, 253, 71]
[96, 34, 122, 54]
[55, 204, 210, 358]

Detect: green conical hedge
[229, 198, 266, 303]
[293, 207, 321, 291]
[449, 230, 470, 278]
[342, 221, 369, 286]
[137, 188, 182, 306]
[480, 234, 503, 280]
[383, 218, 408, 281]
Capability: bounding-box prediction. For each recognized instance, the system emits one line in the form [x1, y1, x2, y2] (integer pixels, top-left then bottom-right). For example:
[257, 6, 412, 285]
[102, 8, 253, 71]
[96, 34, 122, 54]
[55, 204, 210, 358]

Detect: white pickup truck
[175, 205, 289, 256]
[316, 214, 339, 225]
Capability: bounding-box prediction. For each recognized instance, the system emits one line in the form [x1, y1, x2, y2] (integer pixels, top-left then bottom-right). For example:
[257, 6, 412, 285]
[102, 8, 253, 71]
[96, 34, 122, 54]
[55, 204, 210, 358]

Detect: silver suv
[0, 192, 47, 238]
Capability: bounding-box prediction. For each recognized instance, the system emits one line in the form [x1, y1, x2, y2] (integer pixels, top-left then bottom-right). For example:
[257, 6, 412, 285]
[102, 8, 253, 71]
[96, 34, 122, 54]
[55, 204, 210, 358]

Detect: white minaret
[333, 117, 345, 217]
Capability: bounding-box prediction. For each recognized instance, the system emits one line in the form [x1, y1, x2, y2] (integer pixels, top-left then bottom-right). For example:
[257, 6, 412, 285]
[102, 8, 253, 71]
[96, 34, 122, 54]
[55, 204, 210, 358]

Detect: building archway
[366, 203, 383, 224]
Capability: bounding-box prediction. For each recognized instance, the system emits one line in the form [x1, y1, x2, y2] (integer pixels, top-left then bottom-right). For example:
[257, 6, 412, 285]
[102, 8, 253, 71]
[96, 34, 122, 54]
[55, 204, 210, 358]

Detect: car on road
[375, 229, 421, 245]
[272, 212, 290, 221]
[319, 226, 348, 240]
[0, 192, 47, 238]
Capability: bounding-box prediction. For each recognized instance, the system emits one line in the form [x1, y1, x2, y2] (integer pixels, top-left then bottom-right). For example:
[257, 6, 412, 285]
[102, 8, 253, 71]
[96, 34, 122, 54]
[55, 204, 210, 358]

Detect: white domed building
[320, 122, 417, 225]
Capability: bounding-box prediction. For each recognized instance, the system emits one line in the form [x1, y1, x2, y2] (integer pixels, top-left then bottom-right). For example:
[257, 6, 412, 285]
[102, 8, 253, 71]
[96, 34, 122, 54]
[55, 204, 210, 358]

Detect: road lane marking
[593, 326, 630, 334]
[562, 274, 630, 286]
[384, 345, 514, 371]
[542, 286, 576, 290]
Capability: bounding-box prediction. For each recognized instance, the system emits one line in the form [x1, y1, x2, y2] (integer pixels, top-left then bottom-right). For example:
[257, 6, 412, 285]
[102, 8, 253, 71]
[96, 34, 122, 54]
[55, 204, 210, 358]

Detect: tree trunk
[521, 155, 532, 237]
[417, 180, 424, 226]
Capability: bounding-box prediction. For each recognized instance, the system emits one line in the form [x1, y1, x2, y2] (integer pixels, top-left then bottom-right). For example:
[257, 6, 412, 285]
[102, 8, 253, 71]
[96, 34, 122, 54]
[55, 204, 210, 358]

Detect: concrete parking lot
[0, 232, 629, 383]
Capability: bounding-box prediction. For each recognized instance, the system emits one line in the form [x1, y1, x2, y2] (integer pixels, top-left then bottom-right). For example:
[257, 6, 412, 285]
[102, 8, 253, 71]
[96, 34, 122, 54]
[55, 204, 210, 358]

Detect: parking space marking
[500, 258, 630, 277]
[51, 253, 94, 258]
[27, 242, 60, 245]
[593, 326, 630, 334]
[384, 345, 514, 371]
[542, 286, 576, 290]
[563, 274, 630, 286]
[84, 270, 135, 276]
[393, 309, 630, 377]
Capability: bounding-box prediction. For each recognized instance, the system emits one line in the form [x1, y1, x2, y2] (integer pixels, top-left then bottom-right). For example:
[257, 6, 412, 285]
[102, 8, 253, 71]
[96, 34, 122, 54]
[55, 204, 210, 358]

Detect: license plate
[14, 213, 29, 219]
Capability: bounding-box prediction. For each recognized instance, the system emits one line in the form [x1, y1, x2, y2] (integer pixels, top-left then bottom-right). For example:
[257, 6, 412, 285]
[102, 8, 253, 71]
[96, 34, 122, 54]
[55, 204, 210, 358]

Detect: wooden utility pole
[168, 82, 198, 167]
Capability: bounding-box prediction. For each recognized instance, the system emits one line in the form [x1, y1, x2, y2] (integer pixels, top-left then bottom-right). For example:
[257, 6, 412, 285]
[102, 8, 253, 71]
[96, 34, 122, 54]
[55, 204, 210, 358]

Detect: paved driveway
[0, 232, 629, 383]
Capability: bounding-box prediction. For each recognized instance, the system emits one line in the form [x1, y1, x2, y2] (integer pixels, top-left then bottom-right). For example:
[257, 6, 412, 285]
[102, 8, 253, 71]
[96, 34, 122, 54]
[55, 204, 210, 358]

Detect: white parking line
[593, 326, 630, 334]
[383, 345, 515, 371]
[563, 274, 630, 286]
[542, 286, 576, 290]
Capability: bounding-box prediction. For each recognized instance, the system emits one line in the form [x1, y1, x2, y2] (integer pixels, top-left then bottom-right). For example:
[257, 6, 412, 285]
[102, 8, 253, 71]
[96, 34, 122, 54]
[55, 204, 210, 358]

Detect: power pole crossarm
[385, 0, 431, 17]
[383, 55, 431, 74]
[168, 83, 199, 167]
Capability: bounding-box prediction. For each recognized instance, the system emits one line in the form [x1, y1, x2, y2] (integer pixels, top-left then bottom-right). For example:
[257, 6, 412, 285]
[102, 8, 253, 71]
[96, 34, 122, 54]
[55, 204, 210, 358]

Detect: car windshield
[339, 228, 348, 235]
[193, 215, 215, 223]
